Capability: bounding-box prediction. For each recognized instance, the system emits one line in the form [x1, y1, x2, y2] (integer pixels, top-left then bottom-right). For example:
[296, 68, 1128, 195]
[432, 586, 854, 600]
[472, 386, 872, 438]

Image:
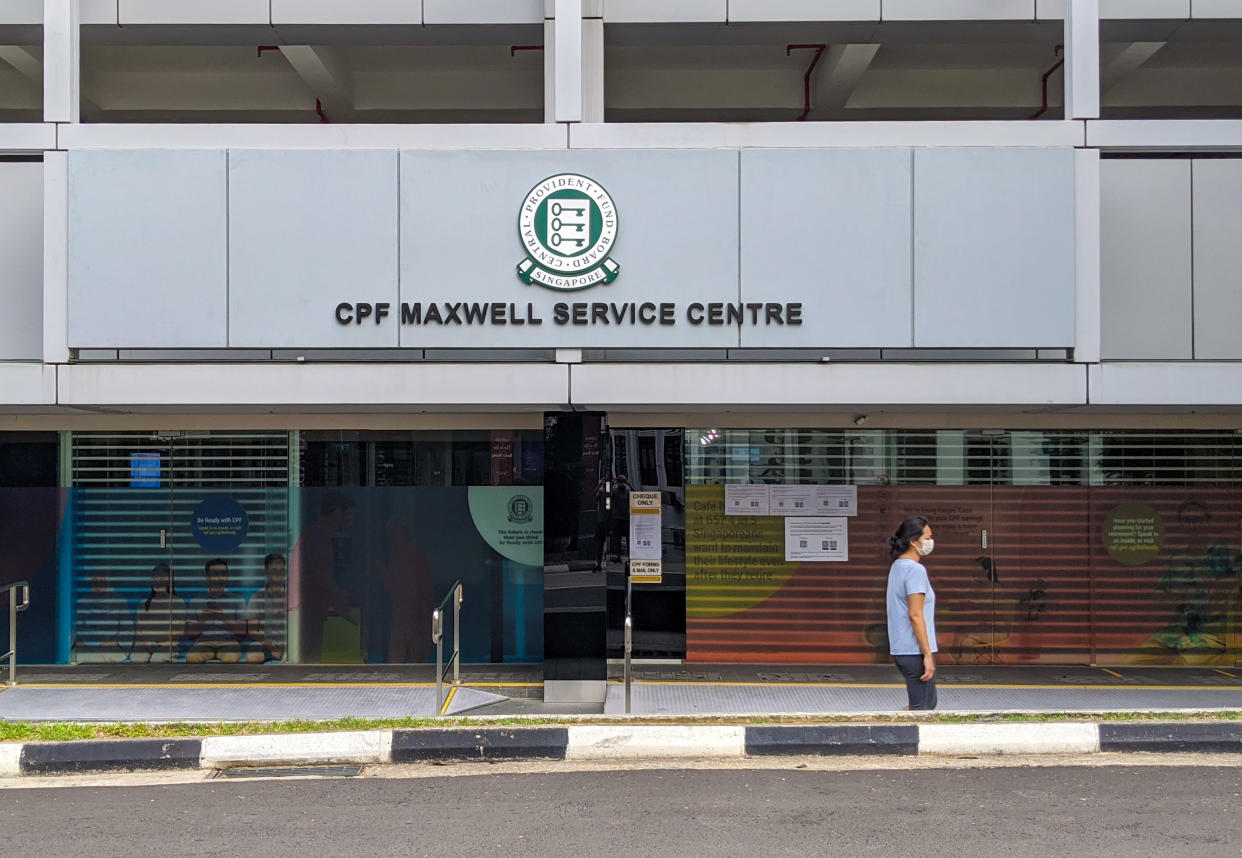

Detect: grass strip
[0, 709, 1238, 743]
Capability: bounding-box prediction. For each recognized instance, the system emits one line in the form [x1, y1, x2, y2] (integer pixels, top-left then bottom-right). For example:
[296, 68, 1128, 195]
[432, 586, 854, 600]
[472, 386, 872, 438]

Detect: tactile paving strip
[0, 685, 504, 721]
[603, 683, 1242, 715]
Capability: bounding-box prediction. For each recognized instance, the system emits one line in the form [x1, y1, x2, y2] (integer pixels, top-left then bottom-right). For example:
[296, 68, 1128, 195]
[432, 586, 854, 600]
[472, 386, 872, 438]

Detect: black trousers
[893, 654, 938, 710]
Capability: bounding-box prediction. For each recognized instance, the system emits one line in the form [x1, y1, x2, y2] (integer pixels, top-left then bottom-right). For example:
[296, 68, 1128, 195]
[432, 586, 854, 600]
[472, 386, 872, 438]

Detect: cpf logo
[516, 174, 620, 291]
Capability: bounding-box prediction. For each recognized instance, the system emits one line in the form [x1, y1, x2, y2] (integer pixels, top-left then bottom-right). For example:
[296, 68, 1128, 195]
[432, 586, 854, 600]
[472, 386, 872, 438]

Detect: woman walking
[887, 516, 938, 710]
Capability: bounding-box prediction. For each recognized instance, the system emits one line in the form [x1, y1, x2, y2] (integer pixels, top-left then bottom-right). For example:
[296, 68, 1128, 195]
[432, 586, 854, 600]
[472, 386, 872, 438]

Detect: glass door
[70, 433, 177, 664]
[947, 430, 1004, 665]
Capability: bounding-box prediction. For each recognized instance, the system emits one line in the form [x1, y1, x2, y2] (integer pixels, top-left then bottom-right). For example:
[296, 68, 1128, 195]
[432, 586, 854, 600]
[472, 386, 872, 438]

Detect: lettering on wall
[334, 301, 803, 328]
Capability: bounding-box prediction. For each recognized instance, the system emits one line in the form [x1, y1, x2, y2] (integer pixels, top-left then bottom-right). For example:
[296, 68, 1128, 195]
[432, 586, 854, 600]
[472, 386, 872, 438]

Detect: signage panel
[629, 490, 662, 583]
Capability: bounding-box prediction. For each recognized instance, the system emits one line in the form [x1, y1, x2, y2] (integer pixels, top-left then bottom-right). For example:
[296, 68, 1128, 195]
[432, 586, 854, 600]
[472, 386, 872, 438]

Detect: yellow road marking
[440, 686, 458, 716]
[607, 680, 1242, 692]
[12, 681, 543, 690]
[1099, 668, 1125, 679]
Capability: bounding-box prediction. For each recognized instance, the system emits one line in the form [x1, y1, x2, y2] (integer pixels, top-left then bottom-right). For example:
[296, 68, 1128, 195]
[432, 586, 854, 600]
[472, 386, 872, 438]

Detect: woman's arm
[907, 593, 936, 681]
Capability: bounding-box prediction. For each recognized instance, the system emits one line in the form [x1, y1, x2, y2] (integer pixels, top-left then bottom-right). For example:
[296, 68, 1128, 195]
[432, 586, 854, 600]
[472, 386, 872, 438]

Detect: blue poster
[190, 496, 250, 554]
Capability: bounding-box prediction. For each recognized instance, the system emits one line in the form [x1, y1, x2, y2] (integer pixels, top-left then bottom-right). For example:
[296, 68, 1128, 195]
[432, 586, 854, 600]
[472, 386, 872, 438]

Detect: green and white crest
[516, 173, 620, 291]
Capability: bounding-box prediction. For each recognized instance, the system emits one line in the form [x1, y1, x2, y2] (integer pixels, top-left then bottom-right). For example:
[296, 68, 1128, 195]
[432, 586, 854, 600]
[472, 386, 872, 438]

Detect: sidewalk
[3, 662, 1239, 720]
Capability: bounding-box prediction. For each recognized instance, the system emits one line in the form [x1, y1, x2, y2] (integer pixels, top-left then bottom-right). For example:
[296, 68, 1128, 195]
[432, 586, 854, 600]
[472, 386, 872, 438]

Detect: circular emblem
[516, 173, 621, 291]
[507, 494, 534, 524]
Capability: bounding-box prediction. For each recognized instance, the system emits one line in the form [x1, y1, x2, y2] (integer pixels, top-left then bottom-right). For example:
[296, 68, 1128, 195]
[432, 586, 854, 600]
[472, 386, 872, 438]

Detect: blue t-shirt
[887, 557, 937, 656]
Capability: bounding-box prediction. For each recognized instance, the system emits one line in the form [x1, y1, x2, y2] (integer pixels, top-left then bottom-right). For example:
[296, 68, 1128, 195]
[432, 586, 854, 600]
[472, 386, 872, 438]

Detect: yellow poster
[686, 485, 795, 619]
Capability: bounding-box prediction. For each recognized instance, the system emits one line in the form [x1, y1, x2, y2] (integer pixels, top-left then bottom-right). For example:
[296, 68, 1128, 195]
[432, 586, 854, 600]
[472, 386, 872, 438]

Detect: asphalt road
[1, 760, 1239, 858]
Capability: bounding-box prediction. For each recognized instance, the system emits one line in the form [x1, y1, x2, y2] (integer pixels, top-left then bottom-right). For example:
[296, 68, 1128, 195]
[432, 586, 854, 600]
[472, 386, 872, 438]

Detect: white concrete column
[44, 0, 80, 124]
[544, 19, 555, 124]
[1074, 148, 1101, 363]
[545, 0, 600, 124]
[553, 0, 583, 123]
[1065, 0, 1100, 120]
[582, 14, 604, 123]
[43, 151, 69, 364]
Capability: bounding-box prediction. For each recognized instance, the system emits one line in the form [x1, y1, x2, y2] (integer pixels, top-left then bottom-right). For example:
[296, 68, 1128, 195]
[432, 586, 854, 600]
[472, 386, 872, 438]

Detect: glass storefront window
[684, 429, 1242, 666]
[62, 429, 546, 666]
[300, 430, 544, 488]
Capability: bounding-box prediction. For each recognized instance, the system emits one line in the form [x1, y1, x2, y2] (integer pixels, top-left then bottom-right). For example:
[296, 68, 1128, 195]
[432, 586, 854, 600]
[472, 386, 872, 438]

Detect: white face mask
[915, 537, 934, 557]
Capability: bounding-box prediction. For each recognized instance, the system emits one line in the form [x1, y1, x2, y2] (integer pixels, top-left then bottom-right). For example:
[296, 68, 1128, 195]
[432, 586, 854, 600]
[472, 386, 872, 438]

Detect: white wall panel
[740, 148, 912, 348]
[883, 0, 1034, 20]
[0, 1, 41, 25]
[81, 0, 118, 25]
[1100, 158, 1192, 359]
[68, 151, 228, 348]
[228, 150, 399, 348]
[1190, 0, 1242, 16]
[400, 149, 740, 349]
[1038, 0, 1189, 17]
[1191, 159, 1242, 359]
[271, 0, 420, 25]
[119, 0, 267, 24]
[914, 148, 1076, 348]
[604, 0, 726, 23]
[425, 0, 543, 24]
[729, 0, 879, 21]
[0, 162, 43, 360]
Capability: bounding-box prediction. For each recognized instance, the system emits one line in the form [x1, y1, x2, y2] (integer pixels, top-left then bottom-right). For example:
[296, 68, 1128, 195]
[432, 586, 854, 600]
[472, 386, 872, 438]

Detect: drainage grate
[214, 765, 364, 779]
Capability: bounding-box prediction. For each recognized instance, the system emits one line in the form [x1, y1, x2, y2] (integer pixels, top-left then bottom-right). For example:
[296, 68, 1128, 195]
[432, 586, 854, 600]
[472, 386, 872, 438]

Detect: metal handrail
[624, 615, 632, 714]
[431, 580, 463, 716]
[623, 571, 632, 714]
[1, 581, 31, 687]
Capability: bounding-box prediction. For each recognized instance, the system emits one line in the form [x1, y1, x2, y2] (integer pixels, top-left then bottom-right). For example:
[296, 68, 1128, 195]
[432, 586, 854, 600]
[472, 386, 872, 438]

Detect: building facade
[0, 1, 1240, 701]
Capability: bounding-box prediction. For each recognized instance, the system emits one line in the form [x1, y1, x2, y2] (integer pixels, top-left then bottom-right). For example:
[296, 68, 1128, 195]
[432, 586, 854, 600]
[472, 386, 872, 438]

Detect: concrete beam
[278, 46, 354, 123]
[0, 45, 41, 81]
[2, 43, 105, 116]
[569, 363, 1088, 410]
[815, 43, 881, 114]
[1102, 41, 1166, 95]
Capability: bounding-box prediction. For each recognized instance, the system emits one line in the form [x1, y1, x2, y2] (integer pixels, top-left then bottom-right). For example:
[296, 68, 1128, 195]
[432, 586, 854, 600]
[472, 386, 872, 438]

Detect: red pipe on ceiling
[786, 44, 827, 122]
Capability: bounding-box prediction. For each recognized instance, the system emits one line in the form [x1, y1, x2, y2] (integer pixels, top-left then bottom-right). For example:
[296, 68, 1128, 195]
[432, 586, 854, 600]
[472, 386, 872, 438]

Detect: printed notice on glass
[784, 517, 849, 562]
[725, 484, 770, 516]
[770, 485, 814, 515]
[629, 490, 663, 582]
[812, 485, 858, 517]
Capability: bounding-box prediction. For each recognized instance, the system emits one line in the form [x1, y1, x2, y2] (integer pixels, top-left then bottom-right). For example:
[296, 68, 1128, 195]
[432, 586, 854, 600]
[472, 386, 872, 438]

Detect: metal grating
[215, 765, 364, 779]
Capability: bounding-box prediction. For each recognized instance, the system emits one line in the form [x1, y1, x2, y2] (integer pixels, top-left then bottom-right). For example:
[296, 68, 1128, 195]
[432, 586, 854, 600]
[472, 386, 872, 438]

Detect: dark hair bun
[887, 536, 904, 553]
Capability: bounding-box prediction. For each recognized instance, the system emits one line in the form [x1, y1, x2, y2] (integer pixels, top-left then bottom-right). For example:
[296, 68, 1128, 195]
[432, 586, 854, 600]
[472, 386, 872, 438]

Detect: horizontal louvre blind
[69, 432, 290, 663]
[686, 430, 1242, 665]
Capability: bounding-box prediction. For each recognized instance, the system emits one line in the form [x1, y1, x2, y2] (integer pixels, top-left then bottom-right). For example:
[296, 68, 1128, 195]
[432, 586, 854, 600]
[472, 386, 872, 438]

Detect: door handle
[981, 529, 988, 550]
[159, 529, 167, 549]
